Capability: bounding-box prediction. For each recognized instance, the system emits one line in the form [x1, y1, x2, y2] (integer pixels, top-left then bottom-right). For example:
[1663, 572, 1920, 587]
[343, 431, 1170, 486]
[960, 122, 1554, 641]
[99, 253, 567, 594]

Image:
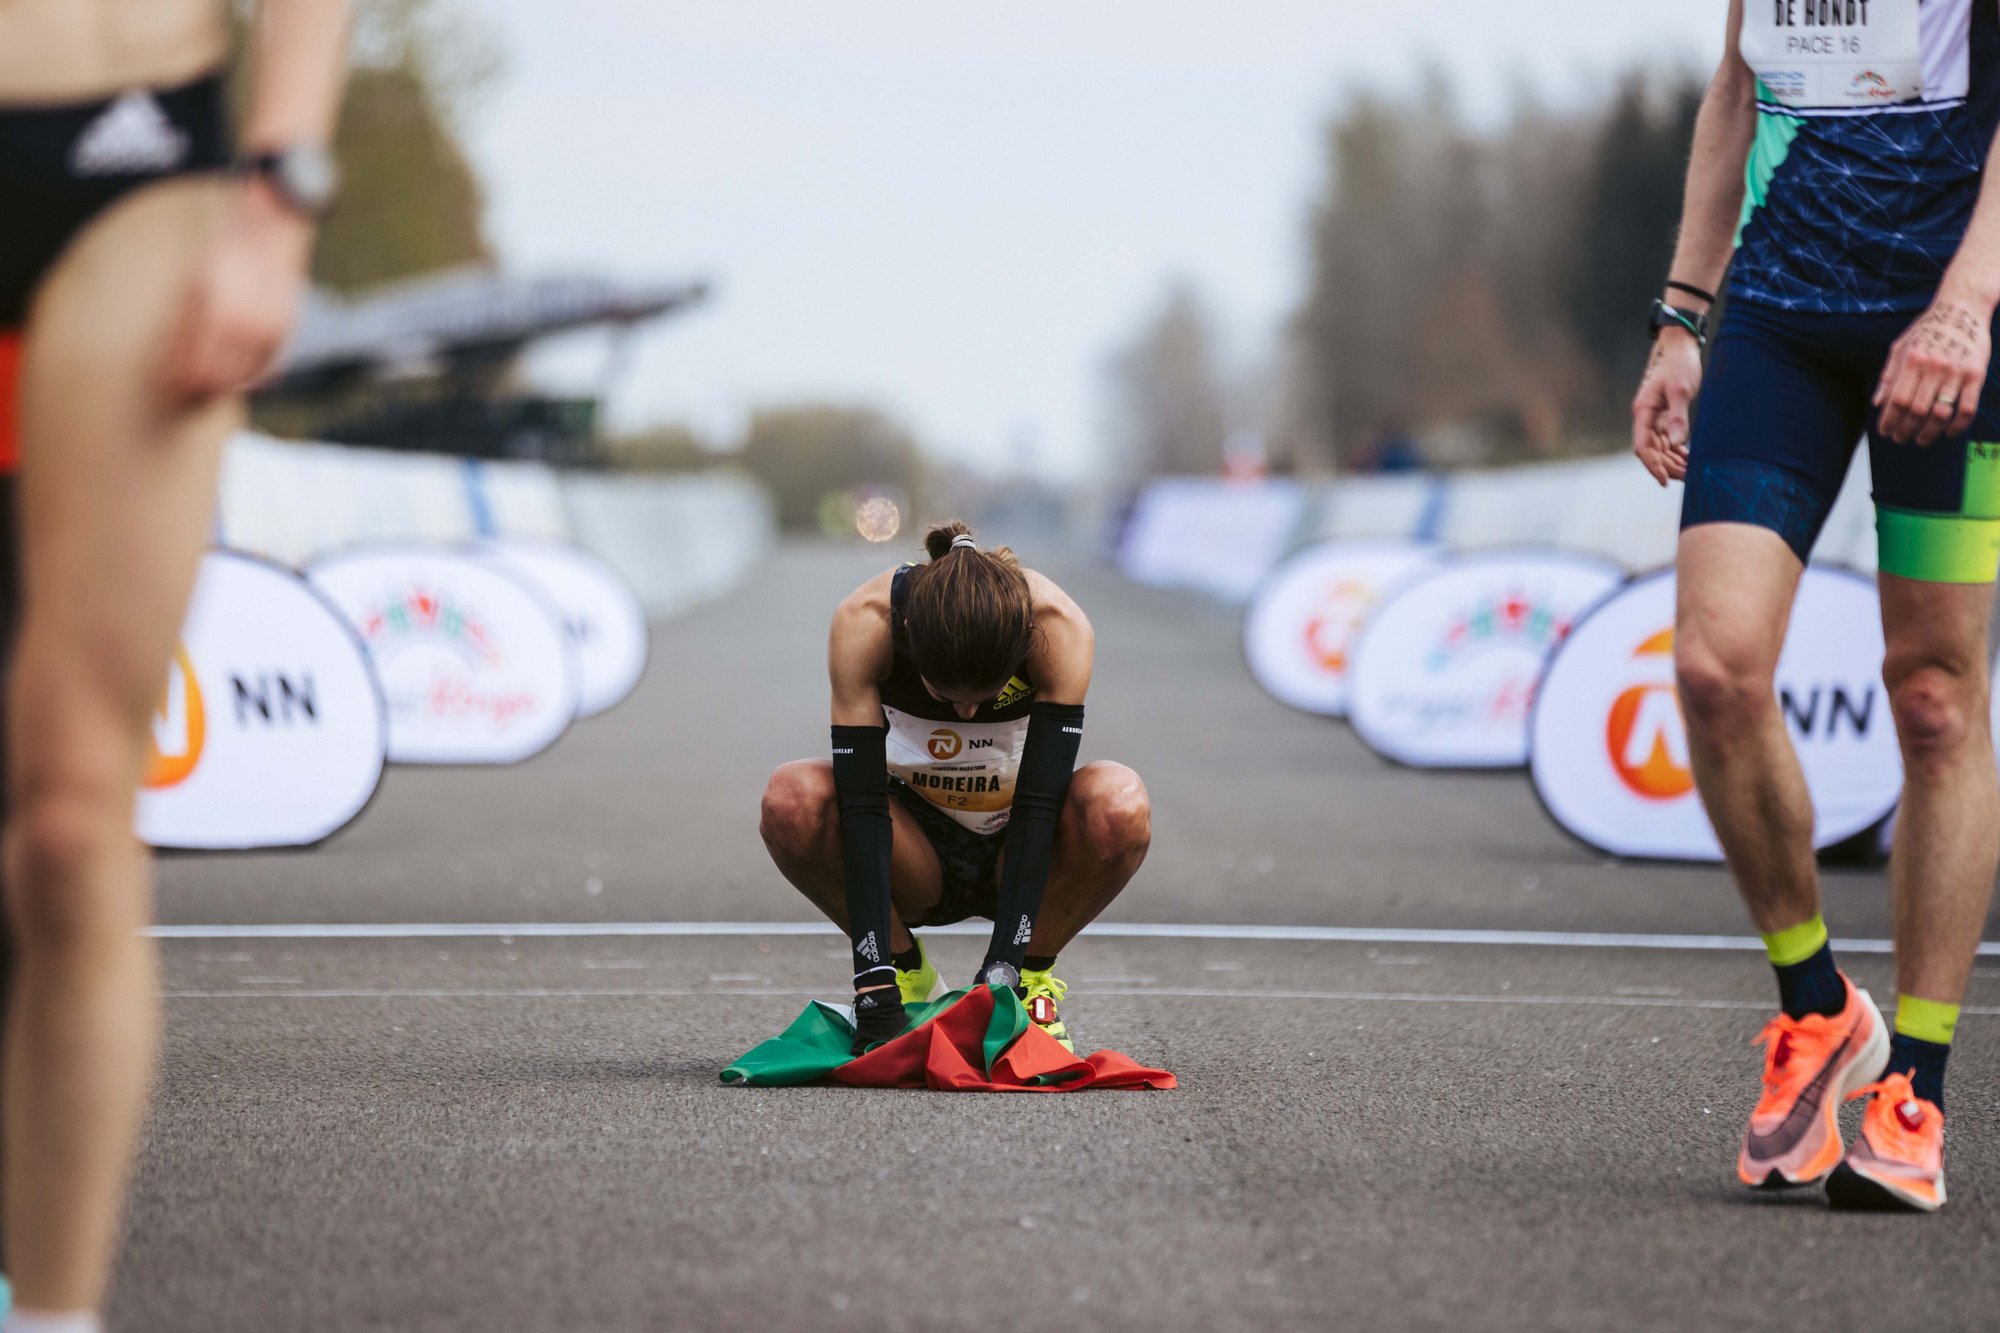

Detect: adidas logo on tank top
[70, 92, 191, 176]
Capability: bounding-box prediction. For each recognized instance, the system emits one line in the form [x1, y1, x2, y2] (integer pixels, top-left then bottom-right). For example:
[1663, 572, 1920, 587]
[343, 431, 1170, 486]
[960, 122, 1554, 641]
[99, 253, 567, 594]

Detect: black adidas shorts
[891, 780, 1002, 927]
[0, 71, 232, 327]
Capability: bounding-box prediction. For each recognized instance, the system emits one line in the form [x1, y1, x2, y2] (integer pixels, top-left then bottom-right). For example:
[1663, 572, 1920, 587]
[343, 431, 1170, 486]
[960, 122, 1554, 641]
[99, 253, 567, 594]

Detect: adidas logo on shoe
[70, 92, 190, 176]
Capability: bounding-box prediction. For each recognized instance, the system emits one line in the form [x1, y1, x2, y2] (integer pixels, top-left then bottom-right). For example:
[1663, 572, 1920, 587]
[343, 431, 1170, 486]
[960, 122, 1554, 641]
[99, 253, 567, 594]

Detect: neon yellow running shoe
[897, 939, 939, 1006]
[1020, 966, 1073, 1053]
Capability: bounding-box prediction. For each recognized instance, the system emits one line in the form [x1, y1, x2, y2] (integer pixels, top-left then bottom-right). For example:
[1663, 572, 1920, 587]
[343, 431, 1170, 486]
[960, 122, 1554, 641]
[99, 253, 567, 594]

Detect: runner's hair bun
[925, 521, 975, 560]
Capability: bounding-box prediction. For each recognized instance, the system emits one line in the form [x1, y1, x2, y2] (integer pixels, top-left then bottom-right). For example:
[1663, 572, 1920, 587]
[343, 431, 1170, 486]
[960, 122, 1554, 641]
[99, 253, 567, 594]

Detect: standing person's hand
[1874, 295, 1991, 446]
[1632, 328, 1704, 486]
[167, 179, 314, 400]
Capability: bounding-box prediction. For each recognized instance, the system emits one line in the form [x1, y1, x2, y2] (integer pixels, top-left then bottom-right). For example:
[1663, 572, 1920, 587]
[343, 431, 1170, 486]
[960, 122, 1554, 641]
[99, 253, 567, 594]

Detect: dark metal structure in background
[255, 267, 709, 464]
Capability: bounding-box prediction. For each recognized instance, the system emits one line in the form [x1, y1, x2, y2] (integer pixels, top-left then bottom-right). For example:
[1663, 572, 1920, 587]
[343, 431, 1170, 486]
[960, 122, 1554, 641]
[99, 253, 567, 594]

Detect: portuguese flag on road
[722, 984, 1176, 1092]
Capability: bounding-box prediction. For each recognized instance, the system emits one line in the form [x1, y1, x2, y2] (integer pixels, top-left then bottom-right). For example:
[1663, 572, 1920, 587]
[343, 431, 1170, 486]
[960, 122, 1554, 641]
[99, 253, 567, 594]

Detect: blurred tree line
[314, 0, 499, 292]
[233, 0, 498, 292]
[609, 407, 929, 534]
[1109, 70, 1703, 477]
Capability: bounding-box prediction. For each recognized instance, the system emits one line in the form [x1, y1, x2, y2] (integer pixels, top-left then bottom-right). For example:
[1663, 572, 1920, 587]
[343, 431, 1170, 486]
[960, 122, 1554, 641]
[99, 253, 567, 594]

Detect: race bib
[883, 707, 1027, 835]
[1741, 0, 1923, 109]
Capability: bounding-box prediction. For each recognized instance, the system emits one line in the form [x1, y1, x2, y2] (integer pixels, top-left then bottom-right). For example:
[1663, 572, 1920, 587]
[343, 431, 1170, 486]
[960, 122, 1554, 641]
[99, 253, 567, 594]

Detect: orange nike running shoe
[1826, 1071, 1945, 1213]
[1737, 976, 1889, 1189]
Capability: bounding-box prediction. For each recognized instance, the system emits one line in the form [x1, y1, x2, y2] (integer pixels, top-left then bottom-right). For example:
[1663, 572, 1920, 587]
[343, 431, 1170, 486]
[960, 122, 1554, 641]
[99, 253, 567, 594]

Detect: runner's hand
[1874, 296, 1989, 446]
[167, 180, 314, 400]
[1631, 330, 1702, 487]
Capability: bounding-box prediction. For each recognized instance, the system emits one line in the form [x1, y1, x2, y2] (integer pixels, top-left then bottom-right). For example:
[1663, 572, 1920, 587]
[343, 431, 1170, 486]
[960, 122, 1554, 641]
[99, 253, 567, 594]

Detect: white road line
[144, 919, 1999, 955]
[155, 983, 2000, 1017]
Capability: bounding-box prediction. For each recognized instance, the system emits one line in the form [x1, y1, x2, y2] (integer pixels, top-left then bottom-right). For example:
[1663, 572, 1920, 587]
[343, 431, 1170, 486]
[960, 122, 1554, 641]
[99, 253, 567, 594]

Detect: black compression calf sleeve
[831, 724, 897, 988]
[986, 702, 1085, 971]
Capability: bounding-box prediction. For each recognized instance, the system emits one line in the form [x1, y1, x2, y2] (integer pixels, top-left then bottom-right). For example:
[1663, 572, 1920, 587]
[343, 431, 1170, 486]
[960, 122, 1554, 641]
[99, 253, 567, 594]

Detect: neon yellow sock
[1895, 995, 1960, 1046]
[1760, 914, 1828, 968]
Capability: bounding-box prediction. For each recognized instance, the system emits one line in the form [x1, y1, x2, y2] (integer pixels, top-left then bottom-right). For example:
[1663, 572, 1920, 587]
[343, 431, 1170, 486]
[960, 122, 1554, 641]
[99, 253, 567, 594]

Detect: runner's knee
[3, 779, 146, 953]
[1074, 763, 1150, 862]
[1674, 630, 1774, 734]
[760, 761, 837, 858]
[1883, 655, 1985, 774]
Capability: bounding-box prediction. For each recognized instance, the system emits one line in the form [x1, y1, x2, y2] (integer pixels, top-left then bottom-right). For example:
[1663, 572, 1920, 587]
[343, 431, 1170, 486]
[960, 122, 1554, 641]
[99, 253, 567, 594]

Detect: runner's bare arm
[1876, 129, 2000, 445]
[1632, 0, 1754, 486]
[168, 0, 351, 399]
[828, 571, 895, 727]
[1023, 571, 1094, 706]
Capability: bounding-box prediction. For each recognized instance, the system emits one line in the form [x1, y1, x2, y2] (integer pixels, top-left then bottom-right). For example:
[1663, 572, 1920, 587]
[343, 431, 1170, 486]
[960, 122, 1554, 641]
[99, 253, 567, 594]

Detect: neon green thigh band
[1876, 506, 2000, 584]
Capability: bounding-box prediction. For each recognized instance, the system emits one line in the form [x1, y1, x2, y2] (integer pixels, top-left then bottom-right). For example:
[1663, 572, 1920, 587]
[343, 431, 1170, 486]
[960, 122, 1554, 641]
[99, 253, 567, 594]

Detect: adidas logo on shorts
[70, 92, 190, 176]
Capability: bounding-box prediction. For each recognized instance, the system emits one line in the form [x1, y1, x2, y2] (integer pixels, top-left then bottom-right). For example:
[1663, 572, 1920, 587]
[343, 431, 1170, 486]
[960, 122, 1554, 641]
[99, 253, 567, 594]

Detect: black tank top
[880, 565, 1036, 836]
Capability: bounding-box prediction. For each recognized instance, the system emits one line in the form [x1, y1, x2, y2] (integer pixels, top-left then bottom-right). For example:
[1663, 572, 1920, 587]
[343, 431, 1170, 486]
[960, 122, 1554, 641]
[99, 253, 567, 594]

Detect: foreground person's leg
[4, 179, 236, 1314]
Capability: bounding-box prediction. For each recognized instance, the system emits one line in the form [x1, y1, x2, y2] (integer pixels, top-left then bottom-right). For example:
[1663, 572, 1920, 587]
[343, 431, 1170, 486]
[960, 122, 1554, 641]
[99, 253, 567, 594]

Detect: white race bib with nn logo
[884, 706, 1027, 835]
[1741, 0, 1930, 110]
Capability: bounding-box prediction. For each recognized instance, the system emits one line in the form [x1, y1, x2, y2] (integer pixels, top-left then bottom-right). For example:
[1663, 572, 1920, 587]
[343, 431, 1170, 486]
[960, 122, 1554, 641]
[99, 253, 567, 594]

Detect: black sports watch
[1648, 298, 1710, 349]
[973, 961, 1022, 992]
[237, 145, 340, 220]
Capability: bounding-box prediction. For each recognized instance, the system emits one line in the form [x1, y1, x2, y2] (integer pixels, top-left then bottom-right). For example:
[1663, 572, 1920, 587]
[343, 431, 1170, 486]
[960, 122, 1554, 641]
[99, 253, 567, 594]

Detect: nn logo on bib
[927, 729, 962, 761]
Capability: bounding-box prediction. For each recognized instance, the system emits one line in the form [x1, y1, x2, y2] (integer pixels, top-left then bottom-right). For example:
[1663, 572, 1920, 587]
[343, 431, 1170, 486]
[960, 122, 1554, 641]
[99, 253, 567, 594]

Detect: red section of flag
[830, 986, 1175, 1093]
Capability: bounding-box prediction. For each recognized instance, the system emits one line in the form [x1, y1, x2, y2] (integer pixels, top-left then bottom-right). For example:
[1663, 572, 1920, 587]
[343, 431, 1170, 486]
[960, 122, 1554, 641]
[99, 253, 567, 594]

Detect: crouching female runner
[759, 522, 1151, 1054]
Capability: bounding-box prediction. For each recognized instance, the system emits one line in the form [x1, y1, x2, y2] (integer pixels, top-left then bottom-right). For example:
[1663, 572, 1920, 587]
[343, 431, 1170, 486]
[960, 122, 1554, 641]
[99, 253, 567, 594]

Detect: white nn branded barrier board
[1242, 539, 1442, 717]
[478, 538, 648, 718]
[1530, 567, 1901, 861]
[1347, 551, 1625, 769]
[308, 546, 579, 765]
[137, 551, 386, 850]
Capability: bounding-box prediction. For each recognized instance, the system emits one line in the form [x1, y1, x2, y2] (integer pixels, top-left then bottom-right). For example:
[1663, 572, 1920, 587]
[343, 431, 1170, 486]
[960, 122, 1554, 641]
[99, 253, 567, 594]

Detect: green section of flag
[721, 988, 984, 1086]
[983, 985, 1027, 1069]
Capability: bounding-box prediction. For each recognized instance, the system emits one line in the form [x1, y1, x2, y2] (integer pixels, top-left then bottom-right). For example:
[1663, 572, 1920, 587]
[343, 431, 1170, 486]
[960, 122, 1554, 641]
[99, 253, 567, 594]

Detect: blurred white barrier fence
[219, 433, 489, 563]
[216, 432, 773, 620]
[1116, 478, 1307, 601]
[1120, 445, 1880, 600]
[558, 471, 773, 618]
[1311, 473, 1442, 544]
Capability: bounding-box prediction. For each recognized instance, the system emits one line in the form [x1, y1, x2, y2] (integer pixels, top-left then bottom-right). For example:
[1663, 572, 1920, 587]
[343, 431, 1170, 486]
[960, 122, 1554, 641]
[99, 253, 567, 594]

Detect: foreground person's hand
[1874, 295, 1990, 446]
[1632, 329, 1703, 485]
[167, 178, 313, 399]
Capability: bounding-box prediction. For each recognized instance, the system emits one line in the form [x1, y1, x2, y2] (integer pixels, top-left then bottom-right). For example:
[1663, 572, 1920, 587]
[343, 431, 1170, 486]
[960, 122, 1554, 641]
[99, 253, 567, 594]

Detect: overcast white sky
[467, 2, 1730, 478]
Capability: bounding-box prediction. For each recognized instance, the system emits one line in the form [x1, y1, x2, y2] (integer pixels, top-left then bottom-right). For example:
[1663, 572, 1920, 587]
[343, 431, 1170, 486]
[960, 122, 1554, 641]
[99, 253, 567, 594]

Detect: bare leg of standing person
[3, 179, 236, 1316]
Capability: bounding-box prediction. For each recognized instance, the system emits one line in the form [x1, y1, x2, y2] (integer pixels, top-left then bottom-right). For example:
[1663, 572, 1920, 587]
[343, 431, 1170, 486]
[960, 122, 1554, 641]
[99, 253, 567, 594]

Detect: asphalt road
[122, 540, 2000, 1331]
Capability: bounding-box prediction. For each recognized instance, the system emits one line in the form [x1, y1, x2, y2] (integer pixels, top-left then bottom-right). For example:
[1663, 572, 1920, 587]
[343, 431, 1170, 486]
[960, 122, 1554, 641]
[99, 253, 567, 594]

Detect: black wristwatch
[237, 145, 340, 220]
[1649, 299, 1710, 349]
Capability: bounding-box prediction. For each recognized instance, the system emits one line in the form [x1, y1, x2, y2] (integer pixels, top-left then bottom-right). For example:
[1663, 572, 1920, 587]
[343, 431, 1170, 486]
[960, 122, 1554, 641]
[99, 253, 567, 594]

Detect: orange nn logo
[1604, 628, 1693, 801]
[145, 645, 205, 789]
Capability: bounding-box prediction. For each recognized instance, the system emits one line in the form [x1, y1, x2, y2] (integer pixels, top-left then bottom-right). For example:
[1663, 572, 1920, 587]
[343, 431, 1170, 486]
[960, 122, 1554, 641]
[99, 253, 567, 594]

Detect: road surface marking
[146, 919, 1996, 956]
